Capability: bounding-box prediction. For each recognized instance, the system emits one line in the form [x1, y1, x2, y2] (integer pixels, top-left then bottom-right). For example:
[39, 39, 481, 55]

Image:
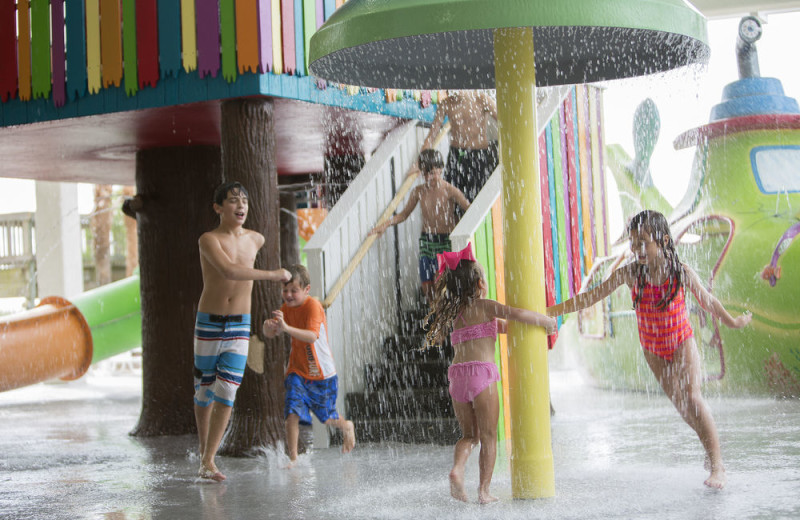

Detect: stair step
[365, 360, 449, 391]
[382, 335, 453, 362]
[345, 388, 453, 419]
[351, 417, 461, 445]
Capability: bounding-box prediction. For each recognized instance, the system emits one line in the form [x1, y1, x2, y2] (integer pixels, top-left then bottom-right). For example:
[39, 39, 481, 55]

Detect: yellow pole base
[494, 26, 555, 499]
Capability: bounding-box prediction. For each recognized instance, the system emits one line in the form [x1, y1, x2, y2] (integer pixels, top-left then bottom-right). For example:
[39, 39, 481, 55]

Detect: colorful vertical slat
[236, 0, 260, 74]
[100, 0, 123, 88]
[545, 123, 563, 329]
[490, 199, 512, 439]
[86, 0, 101, 93]
[196, 0, 221, 78]
[0, 0, 17, 102]
[122, 0, 138, 95]
[303, 0, 317, 74]
[324, 0, 335, 19]
[576, 85, 595, 269]
[257, 0, 273, 73]
[220, 0, 237, 81]
[17, 0, 32, 100]
[65, 0, 87, 100]
[30, 0, 51, 100]
[180, 0, 198, 72]
[555, 108, 573, 299]
[315, 0, 324, 27]
[564, 90, 583, 293]
[159, 0, 181, 77]
[271, 0, 283, 74]
[539, 132, 558, 347]
[137, 0, 160, 89]
[51, 0, 66, 107]
[590, 88, 609, 257]
[293, 0, 304, 76]
[281, 0, 295, 75]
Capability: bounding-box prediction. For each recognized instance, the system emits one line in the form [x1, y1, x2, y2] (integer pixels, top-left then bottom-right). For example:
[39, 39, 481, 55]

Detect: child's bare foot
[478, 487, 498, 505]
[449, 469, 469, 502]
[283, 457, 298, 469]
[704, 466, 726, 489]
[342, 421, 356, 454]
[198, 464, 226, 482]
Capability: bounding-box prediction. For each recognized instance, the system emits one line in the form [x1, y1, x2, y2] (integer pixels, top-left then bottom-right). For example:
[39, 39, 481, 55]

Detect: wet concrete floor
[1, 366, 798, 520]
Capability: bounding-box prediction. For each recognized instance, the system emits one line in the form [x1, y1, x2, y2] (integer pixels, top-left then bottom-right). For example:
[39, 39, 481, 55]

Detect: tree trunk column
[219, 98, 287, 454]
[131, 145, 223, 436]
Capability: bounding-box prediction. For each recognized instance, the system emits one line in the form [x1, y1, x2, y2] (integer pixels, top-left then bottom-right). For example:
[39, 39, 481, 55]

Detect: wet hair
[424, 260, 484, 347]
[628, 210, 683, 310]
[213, 181, 249, 206]
[418, 149, 444, 174]
[286, 264, 311, 288]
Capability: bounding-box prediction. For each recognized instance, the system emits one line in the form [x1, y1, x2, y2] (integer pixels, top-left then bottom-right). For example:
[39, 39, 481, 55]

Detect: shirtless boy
[369, 149, 470, 303]
[194, 181, 290, 482]
[422, 90, 499, 202]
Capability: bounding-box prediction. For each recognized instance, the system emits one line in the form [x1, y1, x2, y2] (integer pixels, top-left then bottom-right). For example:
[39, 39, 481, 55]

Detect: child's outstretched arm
[483, 300, 557, 335]
[368, 187, 420, 237]
[683, 264, 752, 328]
[547, 266, 628, 317]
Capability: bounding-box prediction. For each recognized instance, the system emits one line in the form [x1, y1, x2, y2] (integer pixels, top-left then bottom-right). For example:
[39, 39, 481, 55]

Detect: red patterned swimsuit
[631, 279, 694, 361]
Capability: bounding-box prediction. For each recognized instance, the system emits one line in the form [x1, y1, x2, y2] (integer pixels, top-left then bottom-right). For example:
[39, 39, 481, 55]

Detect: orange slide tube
[0, 296, 93, 392]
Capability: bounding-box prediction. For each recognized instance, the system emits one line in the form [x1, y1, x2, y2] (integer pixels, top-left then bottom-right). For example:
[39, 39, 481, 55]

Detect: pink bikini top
[450, 315, 498, 345]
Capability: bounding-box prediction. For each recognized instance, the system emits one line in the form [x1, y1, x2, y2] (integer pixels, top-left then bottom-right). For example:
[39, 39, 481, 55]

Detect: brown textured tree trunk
[218, 98, 287, 455]
[130, 145, 223, 437]
[92, 184, 113, 286]
[121, 185, 139, 276]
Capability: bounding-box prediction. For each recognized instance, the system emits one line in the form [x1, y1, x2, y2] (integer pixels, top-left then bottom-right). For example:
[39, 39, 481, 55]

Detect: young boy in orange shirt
[262, 264, 355, 466]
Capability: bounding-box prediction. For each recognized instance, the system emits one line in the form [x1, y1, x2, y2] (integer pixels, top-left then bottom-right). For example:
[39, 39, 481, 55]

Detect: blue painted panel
[65, 0, 87, 101]
[293, 0, 305, 77]
[157, 0, 181, 78]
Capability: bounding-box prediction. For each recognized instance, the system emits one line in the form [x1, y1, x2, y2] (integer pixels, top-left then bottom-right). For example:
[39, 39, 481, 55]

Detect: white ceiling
[691, 0, 800, 18]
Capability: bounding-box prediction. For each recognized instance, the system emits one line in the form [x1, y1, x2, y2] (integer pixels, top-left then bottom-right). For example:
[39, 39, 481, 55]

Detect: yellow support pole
[493, 27, 555, 499]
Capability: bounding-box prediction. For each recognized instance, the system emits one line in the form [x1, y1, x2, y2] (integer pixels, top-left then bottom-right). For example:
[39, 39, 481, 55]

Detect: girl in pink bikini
[425, 244, 556, 504]
[548, 210, 752, 489]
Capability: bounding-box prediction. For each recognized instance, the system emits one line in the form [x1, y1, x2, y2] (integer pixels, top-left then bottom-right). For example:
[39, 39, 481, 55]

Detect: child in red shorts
[263, 264, 355, 467]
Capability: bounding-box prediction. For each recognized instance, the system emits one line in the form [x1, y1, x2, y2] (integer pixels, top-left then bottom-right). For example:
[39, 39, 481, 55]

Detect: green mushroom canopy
[309, 0, 709, 89]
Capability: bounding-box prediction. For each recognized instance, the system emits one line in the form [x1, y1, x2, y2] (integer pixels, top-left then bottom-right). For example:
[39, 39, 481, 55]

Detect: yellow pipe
[494, 27, 555, 499]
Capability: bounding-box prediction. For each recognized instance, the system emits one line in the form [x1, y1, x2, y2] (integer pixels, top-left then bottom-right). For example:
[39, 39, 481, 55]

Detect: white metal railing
[451, 85, 574, 249]
[0, 212, 35, 266]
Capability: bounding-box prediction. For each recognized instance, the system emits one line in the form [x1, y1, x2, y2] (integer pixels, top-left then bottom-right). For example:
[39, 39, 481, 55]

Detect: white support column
[34, 181, 84, 299]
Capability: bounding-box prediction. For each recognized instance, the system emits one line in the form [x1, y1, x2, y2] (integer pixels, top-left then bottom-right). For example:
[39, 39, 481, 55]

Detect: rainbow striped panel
[576, 85, 595, 268]
[556, 104, 574, 298]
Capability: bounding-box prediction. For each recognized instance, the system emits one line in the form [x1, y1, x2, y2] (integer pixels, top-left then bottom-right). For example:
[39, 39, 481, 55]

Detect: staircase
[345, 305, 460, 445]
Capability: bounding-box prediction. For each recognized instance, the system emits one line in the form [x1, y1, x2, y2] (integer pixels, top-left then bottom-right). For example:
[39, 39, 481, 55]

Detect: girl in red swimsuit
[425, 244, 556, 504]
[548, 210, 752, 489]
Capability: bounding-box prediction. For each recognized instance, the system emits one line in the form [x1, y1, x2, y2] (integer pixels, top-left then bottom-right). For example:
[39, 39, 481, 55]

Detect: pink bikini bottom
[448, 361, 500, 403]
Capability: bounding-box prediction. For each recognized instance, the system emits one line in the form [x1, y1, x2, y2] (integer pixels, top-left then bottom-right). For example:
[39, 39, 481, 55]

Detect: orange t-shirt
[282, 297, 337, 380]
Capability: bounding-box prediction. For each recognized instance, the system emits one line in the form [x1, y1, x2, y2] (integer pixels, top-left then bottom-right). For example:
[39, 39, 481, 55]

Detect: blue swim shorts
[193, 312, 251, 407]
[284, 372, 339, 425]
[419, 233, 451, 284]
